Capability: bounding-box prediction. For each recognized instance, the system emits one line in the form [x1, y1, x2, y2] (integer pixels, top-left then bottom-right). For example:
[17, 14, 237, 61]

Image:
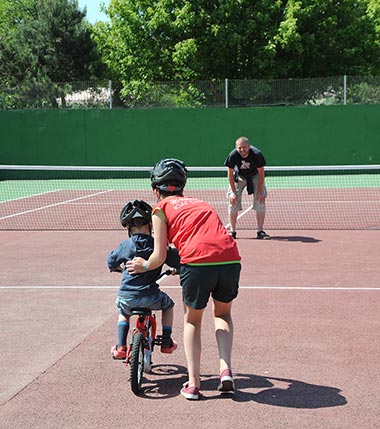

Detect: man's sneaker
[257, 230, 271, 240]
[217, 368, 235, 392]
[181, 382, 200, 400]
[229, 231, 237, 239]
[111, 344, 126, 360]
[161, 339, 178, 354]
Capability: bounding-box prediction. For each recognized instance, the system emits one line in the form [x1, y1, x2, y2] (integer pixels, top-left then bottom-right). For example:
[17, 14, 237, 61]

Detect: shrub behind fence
[1, 75, 380, 110]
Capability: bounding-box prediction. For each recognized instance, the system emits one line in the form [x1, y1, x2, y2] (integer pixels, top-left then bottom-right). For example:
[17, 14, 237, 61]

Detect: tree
[94, 0, 380, 85]
[0, 0, 105, 108]
[274, 0, 380, 77]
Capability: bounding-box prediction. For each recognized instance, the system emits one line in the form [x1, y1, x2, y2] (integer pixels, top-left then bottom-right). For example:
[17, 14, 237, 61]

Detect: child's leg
[161, 306, 177, 352]
[117, 312, 130, 349]
[111, 312, 130, 359]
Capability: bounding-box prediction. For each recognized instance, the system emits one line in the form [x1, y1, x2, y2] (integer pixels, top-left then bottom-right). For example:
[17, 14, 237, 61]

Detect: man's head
[235, 136, 251, 159]
[150, 158, 187, 197]
[120, 200, 152, 236]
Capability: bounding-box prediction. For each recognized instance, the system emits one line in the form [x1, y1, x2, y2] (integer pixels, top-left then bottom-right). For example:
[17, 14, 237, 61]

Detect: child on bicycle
[107, 199, 180, 360]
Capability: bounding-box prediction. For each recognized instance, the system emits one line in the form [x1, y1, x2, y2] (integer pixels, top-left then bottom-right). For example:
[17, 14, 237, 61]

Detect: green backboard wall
[1, 104, 379, 166]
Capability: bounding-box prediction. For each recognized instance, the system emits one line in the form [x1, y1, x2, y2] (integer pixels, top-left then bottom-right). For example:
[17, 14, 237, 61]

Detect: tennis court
[1, 165, 380, 428]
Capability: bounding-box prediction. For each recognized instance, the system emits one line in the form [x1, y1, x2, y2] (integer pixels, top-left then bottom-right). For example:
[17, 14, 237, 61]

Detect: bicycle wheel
[144, 334, 152, 374]
[130, 332, 145, 394]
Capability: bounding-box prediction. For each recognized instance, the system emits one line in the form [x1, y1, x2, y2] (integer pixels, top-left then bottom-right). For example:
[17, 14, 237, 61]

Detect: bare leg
[213, 300, 233, 373]
[229, 211, 238, 232]
[118, 313, 129, 324]
[256, 211, 265, 231]
[183, 304, 204, 388]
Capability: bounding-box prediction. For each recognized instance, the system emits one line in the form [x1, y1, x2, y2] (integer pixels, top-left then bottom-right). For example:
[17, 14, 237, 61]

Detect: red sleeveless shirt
[153, 196, 241, 265]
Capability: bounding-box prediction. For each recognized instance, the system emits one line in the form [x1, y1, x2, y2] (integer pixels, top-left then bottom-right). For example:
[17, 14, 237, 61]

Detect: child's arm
[106, 241, 129, 272]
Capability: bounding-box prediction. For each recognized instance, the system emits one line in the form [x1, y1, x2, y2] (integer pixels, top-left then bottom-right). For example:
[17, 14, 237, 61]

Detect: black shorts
[180, 263, 240, 310]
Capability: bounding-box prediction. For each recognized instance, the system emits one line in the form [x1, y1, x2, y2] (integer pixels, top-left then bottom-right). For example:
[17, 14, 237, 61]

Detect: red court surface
[1, 229, 380, 428]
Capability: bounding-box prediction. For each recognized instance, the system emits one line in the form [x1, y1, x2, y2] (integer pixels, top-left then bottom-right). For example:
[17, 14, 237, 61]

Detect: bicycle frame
[123, 268, 175, 394]
[125, 308, 168, 394]
[125, 309, 157, 366]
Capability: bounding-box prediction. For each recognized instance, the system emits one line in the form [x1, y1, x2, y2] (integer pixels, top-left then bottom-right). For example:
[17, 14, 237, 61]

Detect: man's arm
[227, 167, 237, 194]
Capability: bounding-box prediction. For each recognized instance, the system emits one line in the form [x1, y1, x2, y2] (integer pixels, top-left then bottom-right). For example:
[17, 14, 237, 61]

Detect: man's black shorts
[180, 263, 240, 309]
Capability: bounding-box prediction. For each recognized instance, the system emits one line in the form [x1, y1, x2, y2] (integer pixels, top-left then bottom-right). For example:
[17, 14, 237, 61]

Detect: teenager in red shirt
[127, 159, 241, 400]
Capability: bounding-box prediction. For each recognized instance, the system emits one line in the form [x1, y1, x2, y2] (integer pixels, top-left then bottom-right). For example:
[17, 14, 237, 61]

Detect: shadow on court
[199, 373, 347, 408]
[268, 235, 322, 243]
[135, 364, 188, 399]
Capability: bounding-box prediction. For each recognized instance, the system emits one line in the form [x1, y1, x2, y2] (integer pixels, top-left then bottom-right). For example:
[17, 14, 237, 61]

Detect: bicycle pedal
[154, 335, 163, 345]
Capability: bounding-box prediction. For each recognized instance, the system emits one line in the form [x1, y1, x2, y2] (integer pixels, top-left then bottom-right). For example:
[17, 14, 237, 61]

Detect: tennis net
[1, 164, 379, 230]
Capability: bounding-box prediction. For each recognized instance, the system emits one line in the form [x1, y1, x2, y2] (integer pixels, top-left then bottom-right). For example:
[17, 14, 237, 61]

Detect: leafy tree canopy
[93, 0, 380, 83]
[0, 0, 104, 97]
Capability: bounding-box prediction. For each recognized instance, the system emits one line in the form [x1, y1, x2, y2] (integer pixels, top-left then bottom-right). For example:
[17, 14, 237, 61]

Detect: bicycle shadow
[200, 373, 347, 408]
[138, 364, 188, 399]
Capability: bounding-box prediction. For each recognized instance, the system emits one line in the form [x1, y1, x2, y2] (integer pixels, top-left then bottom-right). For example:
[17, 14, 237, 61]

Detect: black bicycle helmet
[120, 200, 152, 231]
[150, 158, 187, 192]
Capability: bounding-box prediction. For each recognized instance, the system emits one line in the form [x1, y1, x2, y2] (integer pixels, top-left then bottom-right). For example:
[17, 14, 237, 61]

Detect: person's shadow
[200, 373, 347, 408]
[269, 236, 321, 243]
[139, 367, 347, 407]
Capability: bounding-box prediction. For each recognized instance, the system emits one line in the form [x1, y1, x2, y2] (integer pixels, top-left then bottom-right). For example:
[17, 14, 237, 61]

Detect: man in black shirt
[224, 136, 270, 240]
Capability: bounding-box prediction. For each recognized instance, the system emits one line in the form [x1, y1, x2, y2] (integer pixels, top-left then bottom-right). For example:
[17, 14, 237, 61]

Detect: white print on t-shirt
[241, 160, 251, 170]
[169, 197, 202, 210]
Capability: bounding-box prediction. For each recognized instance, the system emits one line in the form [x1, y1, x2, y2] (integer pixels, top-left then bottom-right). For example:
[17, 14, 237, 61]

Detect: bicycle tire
[130, 332, 145, 394]
[144, 329, 153, 374]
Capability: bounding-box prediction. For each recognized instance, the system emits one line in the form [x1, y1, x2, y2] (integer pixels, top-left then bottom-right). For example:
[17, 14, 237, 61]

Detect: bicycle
[124, 268, 176, 394]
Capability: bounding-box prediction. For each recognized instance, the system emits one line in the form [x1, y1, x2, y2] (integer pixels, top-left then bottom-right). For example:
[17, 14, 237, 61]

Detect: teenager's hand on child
[126, 257, 145, 274]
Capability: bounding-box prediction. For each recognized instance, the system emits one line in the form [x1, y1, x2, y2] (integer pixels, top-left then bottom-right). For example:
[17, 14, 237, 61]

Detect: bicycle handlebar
[158, 268, 178, 279]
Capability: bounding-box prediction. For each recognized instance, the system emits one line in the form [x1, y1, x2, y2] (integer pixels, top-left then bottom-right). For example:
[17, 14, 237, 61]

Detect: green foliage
[93, 0, 380, 90]
[2, 0, 380, 110]
[347, 78, 380, 104]
[119, 80, 206, 108]
[0, 0, 105, 108]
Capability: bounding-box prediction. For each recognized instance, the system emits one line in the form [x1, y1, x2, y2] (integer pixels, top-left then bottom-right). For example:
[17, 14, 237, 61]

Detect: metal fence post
[109, 80, 113, 109]
[343, 75, 347, 105]
[225, 78, 228, 108]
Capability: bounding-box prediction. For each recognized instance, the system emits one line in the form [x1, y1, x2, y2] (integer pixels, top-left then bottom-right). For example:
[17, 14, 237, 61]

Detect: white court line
[0, 190, 62, 204]
[224, 206, 252, 230]
[270, 201, 380, 204]
[0, 190, 113, 221]
[1, 286, 380, 291]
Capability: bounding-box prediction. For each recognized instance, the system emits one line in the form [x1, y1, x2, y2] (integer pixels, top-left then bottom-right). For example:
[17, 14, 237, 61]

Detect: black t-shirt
[224, 145, 266, 178]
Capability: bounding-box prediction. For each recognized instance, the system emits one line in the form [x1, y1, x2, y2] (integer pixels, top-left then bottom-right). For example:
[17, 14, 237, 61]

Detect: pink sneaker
[111, 344, 126, 360]
[217, 368, 235, 392]
[180, 382, 200, 400]
[161, 339, 178, 354]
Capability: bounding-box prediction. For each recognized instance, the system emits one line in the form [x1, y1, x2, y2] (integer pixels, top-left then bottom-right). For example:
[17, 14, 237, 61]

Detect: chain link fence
[1, 76, 380, 110]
